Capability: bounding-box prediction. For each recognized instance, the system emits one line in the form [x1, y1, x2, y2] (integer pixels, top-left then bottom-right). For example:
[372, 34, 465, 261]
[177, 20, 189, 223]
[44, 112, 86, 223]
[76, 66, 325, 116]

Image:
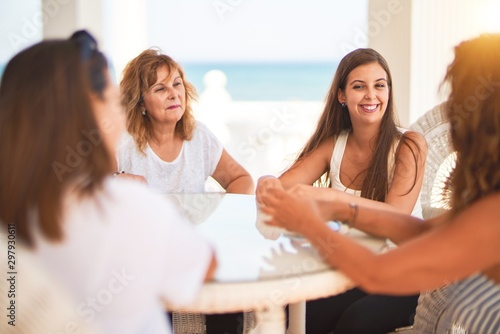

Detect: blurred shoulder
[116, 131, 136, 150]
[103, 177, 177, 214]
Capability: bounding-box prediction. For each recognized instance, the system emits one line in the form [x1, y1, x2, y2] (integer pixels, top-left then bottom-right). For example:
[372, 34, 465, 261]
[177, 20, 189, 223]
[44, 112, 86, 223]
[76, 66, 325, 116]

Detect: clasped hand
[258, 182, 329, 237]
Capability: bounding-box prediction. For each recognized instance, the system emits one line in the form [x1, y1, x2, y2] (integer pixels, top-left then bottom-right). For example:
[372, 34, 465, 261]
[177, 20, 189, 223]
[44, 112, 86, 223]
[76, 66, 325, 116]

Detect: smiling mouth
[360, 104, 379, 112]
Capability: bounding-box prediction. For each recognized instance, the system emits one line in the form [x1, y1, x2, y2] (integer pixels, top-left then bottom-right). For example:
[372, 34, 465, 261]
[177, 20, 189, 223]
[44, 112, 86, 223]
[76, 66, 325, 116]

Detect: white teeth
[363, 105, 377, 110]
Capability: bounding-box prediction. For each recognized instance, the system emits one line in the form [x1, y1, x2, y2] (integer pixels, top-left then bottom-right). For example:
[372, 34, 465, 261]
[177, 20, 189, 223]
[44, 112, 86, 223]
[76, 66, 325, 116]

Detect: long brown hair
[120, 49, 197, 152]
[444, 34, 500, 214]
[0, 31, 113, 246]
[297, 48, 418, 202]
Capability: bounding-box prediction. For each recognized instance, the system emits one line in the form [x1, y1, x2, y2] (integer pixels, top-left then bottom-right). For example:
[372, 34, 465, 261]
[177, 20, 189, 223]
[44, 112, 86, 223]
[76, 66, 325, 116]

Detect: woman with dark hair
[261, 34, 500, 334]
[117, 49, 254, 194]
[0, 31, 216, 334]
[256, 48, 427, 333]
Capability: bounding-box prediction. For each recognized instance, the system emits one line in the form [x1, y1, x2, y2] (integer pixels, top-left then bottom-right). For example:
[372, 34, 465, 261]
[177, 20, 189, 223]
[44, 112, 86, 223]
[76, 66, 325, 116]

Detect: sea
[0, 62, 339, 102]
[181, 62, 338, 101]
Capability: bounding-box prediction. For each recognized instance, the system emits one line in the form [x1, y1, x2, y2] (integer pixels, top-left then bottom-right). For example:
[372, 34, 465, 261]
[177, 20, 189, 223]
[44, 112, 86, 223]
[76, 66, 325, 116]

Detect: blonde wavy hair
[120, 48, 197, 152]
[444, 34, 500, 214]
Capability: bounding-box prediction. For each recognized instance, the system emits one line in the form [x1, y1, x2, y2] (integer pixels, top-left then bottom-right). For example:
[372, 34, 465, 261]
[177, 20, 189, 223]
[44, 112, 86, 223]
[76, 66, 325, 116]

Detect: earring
[141, 109, 146, 116]
[341, 102, 346, 108]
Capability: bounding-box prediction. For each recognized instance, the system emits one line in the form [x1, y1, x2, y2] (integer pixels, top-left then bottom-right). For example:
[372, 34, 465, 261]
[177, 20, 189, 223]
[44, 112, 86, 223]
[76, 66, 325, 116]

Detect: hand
[256, 175, 284, 205]
[115, 172, 148, 184]
[261, 187, 323, 236]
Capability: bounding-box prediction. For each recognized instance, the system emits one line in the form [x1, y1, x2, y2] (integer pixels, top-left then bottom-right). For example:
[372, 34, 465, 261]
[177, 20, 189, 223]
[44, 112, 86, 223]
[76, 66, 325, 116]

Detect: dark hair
[120, 48, 197, 152]
[0, 30, 113, 245]
[296, 48, 419, 201]
[444, 34, 500, 214]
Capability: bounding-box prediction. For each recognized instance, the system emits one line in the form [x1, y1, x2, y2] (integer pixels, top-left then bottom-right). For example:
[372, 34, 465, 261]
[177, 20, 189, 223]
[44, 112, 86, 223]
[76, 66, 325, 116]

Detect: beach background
[0, 60, 336, 183]
[182, 62, 333, 186]
[7, 0, 498, 185]
[182, 62, 337, 102]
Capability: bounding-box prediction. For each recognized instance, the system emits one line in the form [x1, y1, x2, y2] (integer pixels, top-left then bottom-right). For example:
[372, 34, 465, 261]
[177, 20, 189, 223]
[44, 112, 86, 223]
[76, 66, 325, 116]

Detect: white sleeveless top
[329, 130, 422, 218]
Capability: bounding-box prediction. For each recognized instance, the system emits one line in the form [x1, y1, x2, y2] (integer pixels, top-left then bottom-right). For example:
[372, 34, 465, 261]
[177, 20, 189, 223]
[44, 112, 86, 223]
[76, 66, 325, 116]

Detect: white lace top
[329, 130, 422, 218]
[116, 121, 223, 194]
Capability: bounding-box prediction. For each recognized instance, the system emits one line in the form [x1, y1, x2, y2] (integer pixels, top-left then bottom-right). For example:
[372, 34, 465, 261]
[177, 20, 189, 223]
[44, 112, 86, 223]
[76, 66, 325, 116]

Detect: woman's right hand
[256, 175, 284, 206]
[260, 187, 322, 236]
[115, 172, 148, 184]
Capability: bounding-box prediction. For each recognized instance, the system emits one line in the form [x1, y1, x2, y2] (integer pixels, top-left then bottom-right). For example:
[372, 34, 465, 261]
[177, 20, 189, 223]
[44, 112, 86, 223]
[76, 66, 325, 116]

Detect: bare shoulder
[309, 136, 334, 156]
[401, 130, 428, 151]
[314, 137, 336, 166]
[281, 137, 335, 186]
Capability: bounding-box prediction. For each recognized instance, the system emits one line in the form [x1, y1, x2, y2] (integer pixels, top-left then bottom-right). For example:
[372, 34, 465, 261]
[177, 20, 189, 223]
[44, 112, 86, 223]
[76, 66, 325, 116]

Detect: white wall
[410, 0, 500, 123]
[0, 0, 42, 64]
[369, 0, 500, 125]
[368, 0, 411, 127]
[40, 0, 148, 83]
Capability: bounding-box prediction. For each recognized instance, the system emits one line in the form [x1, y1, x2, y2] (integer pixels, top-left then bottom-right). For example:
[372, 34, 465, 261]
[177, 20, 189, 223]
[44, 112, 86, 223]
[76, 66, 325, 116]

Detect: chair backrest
[410, 102, 455, 219]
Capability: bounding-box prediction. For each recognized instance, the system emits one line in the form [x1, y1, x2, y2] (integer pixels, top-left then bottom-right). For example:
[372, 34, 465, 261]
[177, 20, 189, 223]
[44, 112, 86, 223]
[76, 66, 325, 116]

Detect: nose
[364, 87, 376, 100]
[166, 87, 176, 100]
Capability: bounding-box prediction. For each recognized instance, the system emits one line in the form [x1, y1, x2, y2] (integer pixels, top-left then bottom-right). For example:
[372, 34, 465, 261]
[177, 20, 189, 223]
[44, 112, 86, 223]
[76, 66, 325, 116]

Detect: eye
[353, 85, 364, 90]
[376, 83, 386, 88]
[173, 81, 183, 87]
[154, 87, 165, 92]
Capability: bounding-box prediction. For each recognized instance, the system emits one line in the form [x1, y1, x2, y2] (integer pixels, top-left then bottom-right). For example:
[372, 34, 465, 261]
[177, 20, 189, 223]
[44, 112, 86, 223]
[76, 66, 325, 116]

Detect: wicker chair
[386, 102, 456, 334]
[172, 311, 255, 334]
[409, 101, 455, 219]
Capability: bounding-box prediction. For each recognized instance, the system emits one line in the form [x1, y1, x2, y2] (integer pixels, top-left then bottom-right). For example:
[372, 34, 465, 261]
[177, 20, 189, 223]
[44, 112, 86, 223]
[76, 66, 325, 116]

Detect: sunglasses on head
[70, 30, 98, 61]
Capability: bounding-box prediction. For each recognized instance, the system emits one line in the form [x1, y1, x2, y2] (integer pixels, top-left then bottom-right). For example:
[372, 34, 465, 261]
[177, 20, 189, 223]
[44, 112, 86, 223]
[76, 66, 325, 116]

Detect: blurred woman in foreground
[0, 30, 216, 334]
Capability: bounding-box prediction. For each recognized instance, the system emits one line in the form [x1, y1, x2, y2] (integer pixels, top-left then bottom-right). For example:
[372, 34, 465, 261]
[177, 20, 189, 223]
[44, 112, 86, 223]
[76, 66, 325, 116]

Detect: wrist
[258, 175, 276, 182]
[347, 202, 359, 228]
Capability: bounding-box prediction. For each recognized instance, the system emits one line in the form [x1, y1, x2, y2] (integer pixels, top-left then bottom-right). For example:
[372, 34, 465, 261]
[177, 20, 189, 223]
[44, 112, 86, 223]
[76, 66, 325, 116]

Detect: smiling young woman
[256, 48, 427, 334]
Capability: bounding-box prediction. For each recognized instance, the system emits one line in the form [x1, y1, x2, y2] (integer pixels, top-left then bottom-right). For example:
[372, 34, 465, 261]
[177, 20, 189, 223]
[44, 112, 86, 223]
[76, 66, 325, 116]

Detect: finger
[260, 203, 274, 216]
[266, 186, 286, 199]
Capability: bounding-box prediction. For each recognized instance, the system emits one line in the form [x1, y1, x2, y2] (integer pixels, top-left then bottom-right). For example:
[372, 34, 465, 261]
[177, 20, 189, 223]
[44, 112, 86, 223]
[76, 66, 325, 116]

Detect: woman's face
[338, 62, 390, 127]
[141, 65, 186, 126]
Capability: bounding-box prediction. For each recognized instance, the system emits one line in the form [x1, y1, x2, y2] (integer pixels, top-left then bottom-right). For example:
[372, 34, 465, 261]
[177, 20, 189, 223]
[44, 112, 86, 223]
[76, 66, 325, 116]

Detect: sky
[146, 0, 368, 63]
[0, 0, 42, 63]
[0, 0, 368, 66]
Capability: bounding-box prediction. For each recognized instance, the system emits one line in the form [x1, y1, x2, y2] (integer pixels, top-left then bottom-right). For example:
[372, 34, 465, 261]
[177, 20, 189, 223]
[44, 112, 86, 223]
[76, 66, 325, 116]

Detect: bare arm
[262, 189, 500, 295]
[279, 138, 334, 188]
[255, 139, 333, 203]
[271, 131, 427, 243]
[212, 149, 254, 194]
[203, 251, 218, 282]
[287, 131, 427, 215]
[259, 131, 426, 218]
[315, 198, 449, 244]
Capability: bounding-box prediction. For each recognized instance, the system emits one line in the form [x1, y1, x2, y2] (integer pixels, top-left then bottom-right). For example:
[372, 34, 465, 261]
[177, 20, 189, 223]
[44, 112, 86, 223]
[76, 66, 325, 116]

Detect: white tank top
[329, 130, 423, 218]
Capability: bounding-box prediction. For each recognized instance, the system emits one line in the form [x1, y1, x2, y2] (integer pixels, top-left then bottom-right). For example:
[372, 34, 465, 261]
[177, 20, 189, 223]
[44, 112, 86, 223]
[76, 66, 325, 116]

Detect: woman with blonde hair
[117, 49, 254, 194]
